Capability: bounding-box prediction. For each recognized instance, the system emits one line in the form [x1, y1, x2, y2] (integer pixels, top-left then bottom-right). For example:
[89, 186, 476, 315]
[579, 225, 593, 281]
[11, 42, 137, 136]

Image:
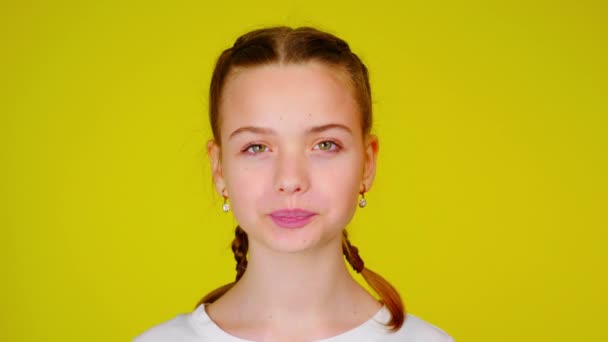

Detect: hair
[197, 26, 405, 331]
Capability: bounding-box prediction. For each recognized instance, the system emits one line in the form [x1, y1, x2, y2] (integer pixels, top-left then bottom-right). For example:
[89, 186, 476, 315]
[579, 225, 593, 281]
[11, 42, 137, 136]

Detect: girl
[135, 26, 454, 342]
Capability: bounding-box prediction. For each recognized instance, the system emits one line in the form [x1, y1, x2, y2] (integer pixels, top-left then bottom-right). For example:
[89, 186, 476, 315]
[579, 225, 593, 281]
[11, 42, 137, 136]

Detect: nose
[274, 150, 310, 194]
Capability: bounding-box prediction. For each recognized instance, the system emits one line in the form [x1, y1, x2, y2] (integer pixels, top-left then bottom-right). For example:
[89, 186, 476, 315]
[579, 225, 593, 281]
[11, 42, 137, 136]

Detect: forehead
[219, 62, 361, 137]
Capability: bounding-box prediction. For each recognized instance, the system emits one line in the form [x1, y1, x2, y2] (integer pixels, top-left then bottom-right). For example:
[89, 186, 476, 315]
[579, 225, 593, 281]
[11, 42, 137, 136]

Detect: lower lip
[270, 215, 316, 229]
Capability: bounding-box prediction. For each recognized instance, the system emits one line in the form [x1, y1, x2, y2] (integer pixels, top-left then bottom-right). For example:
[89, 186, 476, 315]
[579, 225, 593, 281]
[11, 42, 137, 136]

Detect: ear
[207, 139, 227, 197]
[361, 134, 379, 192]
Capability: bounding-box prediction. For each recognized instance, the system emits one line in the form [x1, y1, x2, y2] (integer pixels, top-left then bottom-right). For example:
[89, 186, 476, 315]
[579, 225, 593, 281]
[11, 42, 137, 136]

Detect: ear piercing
[359, 186, 367, 208]
[222, 193, 230, 212]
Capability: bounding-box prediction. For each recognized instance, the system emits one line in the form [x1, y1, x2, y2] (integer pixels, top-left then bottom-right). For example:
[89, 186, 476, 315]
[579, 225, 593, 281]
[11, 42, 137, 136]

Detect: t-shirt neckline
[189, 303, 390, 341]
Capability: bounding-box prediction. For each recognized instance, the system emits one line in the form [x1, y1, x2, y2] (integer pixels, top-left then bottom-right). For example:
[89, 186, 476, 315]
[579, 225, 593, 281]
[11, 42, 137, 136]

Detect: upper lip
[269, 209, 316, 218]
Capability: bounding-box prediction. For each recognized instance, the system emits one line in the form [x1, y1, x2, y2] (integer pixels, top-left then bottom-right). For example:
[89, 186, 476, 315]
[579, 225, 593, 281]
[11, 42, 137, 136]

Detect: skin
[206, 61, 381, 341]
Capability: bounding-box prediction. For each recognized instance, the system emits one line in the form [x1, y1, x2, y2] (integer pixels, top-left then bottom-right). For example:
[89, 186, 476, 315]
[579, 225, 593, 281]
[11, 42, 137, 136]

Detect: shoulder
[329, 307, 454, 342]
[337, 306, 454, 341]
[133, 313, 198, 342]
[132, 304, 234, 342]
[395, 313, 454, 342]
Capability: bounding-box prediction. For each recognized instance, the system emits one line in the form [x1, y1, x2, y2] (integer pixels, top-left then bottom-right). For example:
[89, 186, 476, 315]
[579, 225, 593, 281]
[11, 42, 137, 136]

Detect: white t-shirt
[134, 304, 454, 341]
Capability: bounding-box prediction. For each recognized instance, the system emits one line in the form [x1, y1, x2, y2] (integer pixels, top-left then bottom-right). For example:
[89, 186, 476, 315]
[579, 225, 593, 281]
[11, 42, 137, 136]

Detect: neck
[243, 239, 354, 312]
[205, 237, 383, 340]
[217, 238, 376, 319]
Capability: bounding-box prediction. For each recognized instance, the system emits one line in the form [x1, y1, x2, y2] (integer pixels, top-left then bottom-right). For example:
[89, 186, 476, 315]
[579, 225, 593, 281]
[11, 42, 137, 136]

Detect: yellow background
[2, 0, 606, 341]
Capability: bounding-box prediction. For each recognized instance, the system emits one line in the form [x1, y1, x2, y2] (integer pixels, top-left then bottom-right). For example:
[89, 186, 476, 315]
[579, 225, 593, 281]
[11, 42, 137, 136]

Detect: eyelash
[241, 140, 342, 155]
[241, 143, 268, 154]
[314, 140, 342, 152]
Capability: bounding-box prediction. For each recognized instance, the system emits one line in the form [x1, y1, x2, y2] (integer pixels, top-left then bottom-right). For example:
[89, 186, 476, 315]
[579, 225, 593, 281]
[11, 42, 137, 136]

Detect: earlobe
[207, 139, 226, 196]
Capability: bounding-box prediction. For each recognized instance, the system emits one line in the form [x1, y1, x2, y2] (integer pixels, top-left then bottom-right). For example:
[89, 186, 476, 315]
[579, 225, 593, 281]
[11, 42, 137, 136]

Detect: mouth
[269, 209, 317, 229]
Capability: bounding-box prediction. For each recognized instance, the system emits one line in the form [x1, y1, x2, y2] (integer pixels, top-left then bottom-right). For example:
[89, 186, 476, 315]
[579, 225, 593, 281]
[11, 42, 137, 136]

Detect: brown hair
[198, 26, 405, 331]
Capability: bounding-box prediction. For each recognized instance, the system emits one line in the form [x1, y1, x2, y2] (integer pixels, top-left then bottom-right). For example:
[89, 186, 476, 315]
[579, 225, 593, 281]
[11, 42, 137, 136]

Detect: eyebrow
[228, 123, 353, 140]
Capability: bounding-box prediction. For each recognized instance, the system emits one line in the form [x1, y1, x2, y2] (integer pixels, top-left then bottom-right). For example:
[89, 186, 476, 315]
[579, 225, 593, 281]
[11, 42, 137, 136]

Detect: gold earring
[222, 192, 230, 212]
[358, 186, 367, 208]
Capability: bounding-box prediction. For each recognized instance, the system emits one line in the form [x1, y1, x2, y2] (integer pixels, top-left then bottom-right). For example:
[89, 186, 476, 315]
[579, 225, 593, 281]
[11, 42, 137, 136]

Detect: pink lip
[269, 209, 317, 229]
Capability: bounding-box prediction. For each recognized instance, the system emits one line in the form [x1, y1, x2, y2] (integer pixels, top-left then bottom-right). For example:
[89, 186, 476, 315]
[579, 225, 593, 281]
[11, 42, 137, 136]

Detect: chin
[262, 223, 342, 254]
[240, 214, 346, 253]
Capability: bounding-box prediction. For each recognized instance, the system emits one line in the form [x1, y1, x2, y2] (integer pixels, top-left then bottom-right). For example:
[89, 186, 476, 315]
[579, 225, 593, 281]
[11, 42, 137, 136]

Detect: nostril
[279, 185, 302, 193]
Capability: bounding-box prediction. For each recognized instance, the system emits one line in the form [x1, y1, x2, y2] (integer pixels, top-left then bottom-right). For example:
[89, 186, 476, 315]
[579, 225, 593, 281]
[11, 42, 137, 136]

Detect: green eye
[250, 144, 267, 153]
[317, 141, 335, 151]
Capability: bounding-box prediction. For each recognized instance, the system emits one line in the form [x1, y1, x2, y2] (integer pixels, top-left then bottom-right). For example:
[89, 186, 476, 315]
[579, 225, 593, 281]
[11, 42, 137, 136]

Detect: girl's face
[208, 61, 378, 253]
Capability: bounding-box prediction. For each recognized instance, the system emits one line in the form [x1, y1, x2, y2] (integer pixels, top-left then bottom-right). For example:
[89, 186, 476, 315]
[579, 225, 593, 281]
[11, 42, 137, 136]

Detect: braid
[232, 225, 249, 281]
[342, 230, 365, 273]
[342, 230, 406, 331]
[196, 225, 249, 306]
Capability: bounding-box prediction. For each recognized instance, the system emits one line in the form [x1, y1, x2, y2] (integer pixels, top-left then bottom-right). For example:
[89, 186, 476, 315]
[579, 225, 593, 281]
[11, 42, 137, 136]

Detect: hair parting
[208, 26, 372, 148]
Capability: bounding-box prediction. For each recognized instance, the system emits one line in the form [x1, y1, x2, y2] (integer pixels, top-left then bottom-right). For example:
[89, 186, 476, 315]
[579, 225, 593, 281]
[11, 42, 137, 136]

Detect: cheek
[312, 156, 363, 206]
[315, 163, 358, 192]
[223, 161, 269, 219]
